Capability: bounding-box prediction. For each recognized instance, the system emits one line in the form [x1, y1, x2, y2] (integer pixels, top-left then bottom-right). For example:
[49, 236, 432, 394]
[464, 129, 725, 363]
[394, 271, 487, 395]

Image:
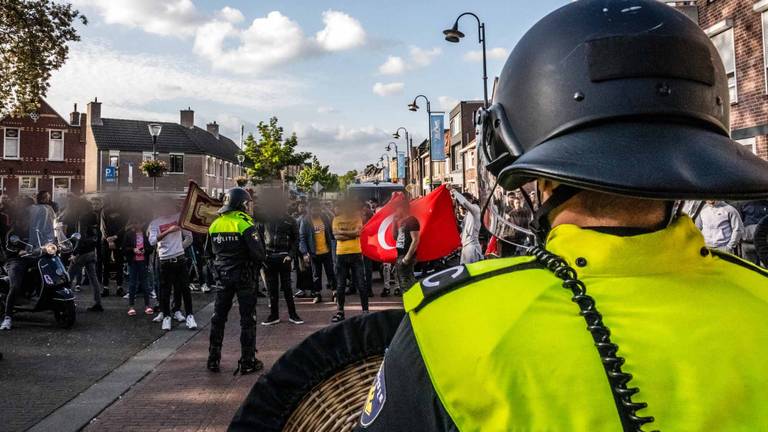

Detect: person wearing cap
[205, 188, 266, 375]
[358, 1, 768, 431]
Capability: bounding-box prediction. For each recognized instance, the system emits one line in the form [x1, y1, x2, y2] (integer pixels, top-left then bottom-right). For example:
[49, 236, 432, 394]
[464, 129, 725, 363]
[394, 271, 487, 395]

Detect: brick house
[446, 101, 483, 196]
[682, 0, 768, 158]
[83, 100, 244, 196]
[0, 99, 85, 203]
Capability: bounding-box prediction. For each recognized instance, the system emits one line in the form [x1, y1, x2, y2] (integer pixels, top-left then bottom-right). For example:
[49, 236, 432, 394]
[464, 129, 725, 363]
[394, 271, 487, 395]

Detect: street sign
[312, 181, 324, 195]
[105, 166, 117, 183]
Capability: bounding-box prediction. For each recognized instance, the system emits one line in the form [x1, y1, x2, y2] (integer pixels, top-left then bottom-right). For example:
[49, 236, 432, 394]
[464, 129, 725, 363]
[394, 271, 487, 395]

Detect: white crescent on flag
[377, 215, 396, 250]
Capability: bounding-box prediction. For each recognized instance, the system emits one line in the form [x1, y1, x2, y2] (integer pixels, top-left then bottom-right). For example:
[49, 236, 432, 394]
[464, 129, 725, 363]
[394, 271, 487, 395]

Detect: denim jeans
[69, 251, 103, 306]
[264, 255, 297, 317]
[395, 256, 416, 293]
[336, 253, 368, 312]
[128, 260, 150, 307]
[311, 253, 336, 294]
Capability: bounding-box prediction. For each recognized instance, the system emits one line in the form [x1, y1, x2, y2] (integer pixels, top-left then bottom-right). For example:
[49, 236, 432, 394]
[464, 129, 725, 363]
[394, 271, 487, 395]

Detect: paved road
[0, 282, 213, 432]
[84, 283, 401, 432]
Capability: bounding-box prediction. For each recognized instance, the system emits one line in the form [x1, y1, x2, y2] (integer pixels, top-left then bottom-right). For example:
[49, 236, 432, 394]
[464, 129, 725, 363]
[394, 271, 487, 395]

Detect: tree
[243, 117, 312, 183]
[1, 1, 86, 116]
[296, 156, 339, 193]
[338, 170, 358, 190]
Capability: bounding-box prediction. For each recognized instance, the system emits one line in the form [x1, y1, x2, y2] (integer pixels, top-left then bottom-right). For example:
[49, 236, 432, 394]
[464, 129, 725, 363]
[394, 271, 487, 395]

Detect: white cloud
[378, 56, 406, 75]
[314, 10, 366, 51]
[377, 46, 440, 75]
[317, 106, 339, 114]
[74, 0, 201, 36]
[438, 96, 459, 111]
[409, 46, 441, 67]
[217, 6, 245, 23]
[372, 82, 404, 97]
[47, 42, 304, 121]
[292, 123, 390, 172]
[464, 47, 509, 62]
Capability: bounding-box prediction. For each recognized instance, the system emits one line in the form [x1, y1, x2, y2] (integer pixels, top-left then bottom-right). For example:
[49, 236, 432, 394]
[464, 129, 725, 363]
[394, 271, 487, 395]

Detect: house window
[451, 144, 461, 171]
[49, 130, 64, 161]
[4, 128, 19, 159]
[450, 116, 461, 137]
[737, 137, 757, 154]
[108, 150, 119, 167]
[142, 151, 153, 162]
[763, 12, 768, 93]
[169, 154, 184, 173]
[19, 176, 38, 196]
[711, 28, 737, 103]
[52, 177, 70, 204]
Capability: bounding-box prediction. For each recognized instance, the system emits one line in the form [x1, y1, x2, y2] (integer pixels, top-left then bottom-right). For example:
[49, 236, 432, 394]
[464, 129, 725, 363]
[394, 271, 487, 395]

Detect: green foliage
[338, 170, 358, 191]
[296, 156, 339, 193]
[0, 0, 86, 116]
[243, 117, 312, 183]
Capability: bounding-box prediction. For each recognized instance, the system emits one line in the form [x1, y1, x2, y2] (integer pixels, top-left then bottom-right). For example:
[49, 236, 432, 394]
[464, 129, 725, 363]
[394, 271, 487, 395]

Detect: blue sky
[48, 0, 567, 172]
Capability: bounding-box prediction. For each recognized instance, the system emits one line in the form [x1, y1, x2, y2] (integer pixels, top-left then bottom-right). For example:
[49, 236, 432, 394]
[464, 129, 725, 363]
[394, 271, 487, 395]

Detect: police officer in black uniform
[205, 188, 266, 374]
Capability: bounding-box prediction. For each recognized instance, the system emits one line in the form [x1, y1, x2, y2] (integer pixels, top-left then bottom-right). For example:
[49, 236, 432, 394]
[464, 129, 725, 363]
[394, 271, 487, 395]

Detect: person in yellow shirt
[298, 200, 336, 304]
[331, 198, 367, 322]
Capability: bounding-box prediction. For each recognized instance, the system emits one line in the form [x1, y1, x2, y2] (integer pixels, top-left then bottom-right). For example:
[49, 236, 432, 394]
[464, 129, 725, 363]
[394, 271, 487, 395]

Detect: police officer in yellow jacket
[358, 1, 768, 431]
[206, 188, 265, 375]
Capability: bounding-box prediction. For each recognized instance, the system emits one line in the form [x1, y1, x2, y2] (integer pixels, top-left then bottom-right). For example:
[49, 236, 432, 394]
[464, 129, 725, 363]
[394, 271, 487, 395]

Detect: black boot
[207, 346, 221, 373]
[234, 348, 263, 375]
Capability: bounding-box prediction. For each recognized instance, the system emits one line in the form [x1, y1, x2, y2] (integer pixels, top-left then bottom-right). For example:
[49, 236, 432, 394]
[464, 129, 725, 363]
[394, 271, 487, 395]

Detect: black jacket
[121, 229, 153, 262]
[257, 215, 299, 258]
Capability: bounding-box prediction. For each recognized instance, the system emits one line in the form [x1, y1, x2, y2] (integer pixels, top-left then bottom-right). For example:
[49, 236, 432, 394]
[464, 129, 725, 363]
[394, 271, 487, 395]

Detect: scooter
[0, 232, 81, 329]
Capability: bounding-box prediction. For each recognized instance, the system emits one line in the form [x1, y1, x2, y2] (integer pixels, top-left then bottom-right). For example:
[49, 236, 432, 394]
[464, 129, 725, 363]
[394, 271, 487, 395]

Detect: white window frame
[108, 150, 119, 168]
[52, 176, 70, 204]
[48, 129, 64, 161]
[168, 153, 184, 174]
[763, 11, 768, 94]
[450, 116, 461, 137]
[708, 21, 737, 104]
[737, 137, 757, 154]
[19, 176, 38, 197]
[142, 151, 153, 162]
[3, 128, 20, 160]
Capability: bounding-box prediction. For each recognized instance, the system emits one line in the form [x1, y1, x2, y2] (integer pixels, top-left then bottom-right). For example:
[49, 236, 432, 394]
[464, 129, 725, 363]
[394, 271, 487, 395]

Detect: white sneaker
[173, 311, 186, 322]
[200, 284, 211, 293]
[186, 314, 197, 330]
[150, 290, 157, 299]
[152, 312, 164, 323]
[122, 293, 130, 299]
[161, 316, 172, 331]
[0, 316, 11, 330]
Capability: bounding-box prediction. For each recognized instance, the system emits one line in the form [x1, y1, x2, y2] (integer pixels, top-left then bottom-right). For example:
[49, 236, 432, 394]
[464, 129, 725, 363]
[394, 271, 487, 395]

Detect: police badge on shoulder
[360, 359, 387, 428]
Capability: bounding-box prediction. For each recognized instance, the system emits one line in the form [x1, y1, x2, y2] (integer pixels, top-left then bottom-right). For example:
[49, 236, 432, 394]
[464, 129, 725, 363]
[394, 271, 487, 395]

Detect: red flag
[361, 185, 461, 263]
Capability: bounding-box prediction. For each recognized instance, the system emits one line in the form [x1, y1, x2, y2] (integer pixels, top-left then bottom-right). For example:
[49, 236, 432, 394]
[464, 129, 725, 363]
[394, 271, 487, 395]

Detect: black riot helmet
[478, 0, 768, 241]
[219, 187, 252, 214]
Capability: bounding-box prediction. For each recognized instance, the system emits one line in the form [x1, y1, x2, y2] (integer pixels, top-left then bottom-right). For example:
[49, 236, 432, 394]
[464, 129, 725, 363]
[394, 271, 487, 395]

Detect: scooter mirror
[71, 232, 81, 241]
[9, 235, 20, 245]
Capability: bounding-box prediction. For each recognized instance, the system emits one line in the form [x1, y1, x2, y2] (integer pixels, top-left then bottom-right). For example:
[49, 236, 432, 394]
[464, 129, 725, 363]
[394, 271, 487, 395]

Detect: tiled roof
[91, 118, 241, 162]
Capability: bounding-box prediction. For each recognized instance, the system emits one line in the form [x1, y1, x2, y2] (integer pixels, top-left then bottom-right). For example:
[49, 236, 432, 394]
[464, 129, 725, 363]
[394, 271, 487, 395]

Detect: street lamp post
[147, 123, 163, 192]
[393, 127, 416, 194]
[444, 12, 489, 107]
[237, 153, 245, 185]
[408, 95, 434, 192]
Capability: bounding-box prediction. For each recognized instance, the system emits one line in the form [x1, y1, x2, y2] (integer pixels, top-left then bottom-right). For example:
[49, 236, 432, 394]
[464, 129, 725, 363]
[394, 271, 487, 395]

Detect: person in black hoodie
[65, 196, 105, 312]
[258, 194, 303, 326]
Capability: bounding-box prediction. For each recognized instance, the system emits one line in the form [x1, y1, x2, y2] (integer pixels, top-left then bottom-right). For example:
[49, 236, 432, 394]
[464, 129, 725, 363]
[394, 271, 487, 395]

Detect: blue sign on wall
[105, 166, 117, 183]
[430, 113, 446, 161]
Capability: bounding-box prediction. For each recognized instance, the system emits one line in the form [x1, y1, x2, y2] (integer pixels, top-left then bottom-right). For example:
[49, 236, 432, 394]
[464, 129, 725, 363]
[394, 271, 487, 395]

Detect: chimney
[69, 103, 80, 126]
[87, 98, 102, 126]
[180, 107, 194, 128]
[206, 121, 220, 139]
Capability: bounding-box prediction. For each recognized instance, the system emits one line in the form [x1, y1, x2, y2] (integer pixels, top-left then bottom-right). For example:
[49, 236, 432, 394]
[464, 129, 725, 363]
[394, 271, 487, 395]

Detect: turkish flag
[361, 184, 461, 263]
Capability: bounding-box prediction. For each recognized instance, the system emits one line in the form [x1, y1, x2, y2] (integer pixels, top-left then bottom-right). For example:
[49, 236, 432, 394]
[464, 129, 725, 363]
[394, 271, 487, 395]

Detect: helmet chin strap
[529, 185, 581, 244]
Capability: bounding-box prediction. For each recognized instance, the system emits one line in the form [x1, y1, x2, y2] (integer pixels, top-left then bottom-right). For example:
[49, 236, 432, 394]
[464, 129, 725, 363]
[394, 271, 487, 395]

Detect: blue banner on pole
[430, 114, 446, 161]
[382, 160, 390, 182]
[397, 152, 406, 179]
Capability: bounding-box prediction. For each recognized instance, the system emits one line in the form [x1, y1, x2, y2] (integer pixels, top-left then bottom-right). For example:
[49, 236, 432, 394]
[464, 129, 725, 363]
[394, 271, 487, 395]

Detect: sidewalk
[84, 289, 401, 432]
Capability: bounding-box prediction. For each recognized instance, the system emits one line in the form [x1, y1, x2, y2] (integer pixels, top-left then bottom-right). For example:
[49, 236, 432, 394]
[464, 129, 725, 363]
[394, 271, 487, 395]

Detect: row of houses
[377, 0, 768, 198]
[0, 99, 244, 203]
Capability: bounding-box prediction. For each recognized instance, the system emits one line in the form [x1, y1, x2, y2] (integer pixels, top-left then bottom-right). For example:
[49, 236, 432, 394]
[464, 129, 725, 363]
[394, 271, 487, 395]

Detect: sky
[47, 0, 568, 173]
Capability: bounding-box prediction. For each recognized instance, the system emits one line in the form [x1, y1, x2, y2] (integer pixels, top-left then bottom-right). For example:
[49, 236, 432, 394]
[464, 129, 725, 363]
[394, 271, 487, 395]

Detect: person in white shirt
[148, 201, 195, 331]
[451, 189, 484, 264]
[695, 200, 745, 254]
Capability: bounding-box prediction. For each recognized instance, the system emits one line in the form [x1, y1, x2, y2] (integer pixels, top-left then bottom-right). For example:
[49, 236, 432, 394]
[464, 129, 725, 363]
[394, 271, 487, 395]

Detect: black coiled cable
[529, 246, 658, 432]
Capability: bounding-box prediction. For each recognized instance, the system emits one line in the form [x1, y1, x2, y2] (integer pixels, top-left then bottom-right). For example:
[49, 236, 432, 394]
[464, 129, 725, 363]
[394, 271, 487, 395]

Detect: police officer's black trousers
[264, 256, 297, 318]
[209, 280, 257, 357]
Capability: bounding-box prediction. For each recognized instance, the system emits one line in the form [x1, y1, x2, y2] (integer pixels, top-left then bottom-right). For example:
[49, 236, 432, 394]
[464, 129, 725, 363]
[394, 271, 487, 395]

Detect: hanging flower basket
[139, 159, 168, 178]
[235, 176, 249, 187]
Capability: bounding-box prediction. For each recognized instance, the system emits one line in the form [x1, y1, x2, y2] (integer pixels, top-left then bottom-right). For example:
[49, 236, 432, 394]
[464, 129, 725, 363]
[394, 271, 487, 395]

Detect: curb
[27, 300, 216, 432]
